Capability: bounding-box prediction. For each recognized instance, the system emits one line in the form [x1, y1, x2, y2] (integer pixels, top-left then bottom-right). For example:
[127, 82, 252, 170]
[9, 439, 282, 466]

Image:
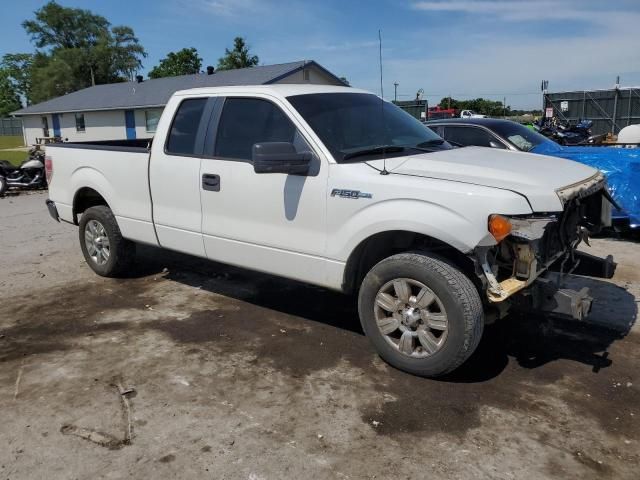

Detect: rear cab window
[165, 98, 208, 155]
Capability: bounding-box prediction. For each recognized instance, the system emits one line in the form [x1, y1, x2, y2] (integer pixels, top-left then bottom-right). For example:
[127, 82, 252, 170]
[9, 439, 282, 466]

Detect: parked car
[425, 118, 640, 228]
[45, 85, 615, 378]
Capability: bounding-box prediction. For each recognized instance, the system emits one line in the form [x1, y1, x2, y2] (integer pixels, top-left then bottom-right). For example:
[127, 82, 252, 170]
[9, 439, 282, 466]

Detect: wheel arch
[72, 187, 111, 224]
[342, 230, 482, 295]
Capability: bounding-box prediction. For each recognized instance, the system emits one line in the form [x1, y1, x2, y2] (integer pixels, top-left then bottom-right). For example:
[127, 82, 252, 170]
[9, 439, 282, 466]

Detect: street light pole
[394, 82, 399, 102]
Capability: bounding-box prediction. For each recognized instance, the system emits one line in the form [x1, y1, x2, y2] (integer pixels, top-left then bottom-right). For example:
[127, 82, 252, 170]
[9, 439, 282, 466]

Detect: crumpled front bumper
[475, 173, 617, 320]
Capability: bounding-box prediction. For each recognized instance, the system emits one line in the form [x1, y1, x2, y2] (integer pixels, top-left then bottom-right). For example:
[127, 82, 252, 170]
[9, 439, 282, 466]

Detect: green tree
[217, 37, 259, 71]
[149, 48, 203, 79]
[438, 96, 510, 117]
[0, 69, 22, 116]
[339, 76, 350, 86]
[10, 1, 146, 103]
[1, 53, 34, 105]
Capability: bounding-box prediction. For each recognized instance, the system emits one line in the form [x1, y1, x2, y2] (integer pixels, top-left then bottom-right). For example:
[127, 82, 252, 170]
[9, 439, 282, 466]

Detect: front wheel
[79, 205, 135, 277]
[358, 252, 484, 377]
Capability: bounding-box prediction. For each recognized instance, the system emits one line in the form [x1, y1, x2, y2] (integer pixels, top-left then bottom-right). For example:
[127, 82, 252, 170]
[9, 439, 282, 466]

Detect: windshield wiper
[342, 145, 405, 161]
[416, 139, 445, 147]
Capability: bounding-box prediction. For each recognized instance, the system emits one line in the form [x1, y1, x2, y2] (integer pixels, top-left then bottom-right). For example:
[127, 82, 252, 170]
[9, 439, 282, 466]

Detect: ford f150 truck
[44, 85, 616, 377]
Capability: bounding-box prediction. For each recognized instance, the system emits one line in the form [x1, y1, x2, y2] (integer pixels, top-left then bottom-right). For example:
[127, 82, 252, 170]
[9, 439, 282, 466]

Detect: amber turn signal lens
[488, 215, 512, 242]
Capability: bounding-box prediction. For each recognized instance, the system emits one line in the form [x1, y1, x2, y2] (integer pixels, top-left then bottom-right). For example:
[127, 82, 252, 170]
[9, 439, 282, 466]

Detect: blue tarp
[531, 142, 640, 227]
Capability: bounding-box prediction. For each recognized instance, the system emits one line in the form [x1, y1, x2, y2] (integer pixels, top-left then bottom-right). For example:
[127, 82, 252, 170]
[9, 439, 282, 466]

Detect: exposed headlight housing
[489, 214, 557, 243]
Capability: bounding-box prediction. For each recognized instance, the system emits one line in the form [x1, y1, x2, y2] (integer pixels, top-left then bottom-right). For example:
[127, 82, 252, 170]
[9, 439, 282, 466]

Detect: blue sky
[2, 0, 639, 109]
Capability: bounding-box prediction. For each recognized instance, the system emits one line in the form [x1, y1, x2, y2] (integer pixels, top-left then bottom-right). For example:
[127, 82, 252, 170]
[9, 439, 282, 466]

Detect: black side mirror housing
[252, 142, 312, 175]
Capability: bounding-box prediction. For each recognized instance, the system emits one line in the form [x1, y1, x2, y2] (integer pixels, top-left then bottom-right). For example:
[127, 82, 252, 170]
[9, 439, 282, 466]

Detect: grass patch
[0, 150, 28, 166]
[0, 135, 24, 149]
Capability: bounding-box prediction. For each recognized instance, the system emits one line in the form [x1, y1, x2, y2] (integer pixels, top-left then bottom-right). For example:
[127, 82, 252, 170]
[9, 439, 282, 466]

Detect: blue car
[425, 118, 640, 227]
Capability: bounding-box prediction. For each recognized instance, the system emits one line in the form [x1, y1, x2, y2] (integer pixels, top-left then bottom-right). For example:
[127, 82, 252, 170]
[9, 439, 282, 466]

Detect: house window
[75, 113, 86, 132]
[145, 110, 161, 133]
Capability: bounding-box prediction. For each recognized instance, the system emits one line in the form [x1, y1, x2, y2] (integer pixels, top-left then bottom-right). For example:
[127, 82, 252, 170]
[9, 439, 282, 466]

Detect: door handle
[202, 174, 220, 192]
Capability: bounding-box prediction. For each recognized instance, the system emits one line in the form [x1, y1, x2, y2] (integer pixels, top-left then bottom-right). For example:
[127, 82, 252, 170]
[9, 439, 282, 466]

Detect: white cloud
[411, 0, 630, 23]
[199, 0, 265, 16]
[393, 0, 640, 107]
[306, 40, 379, 52]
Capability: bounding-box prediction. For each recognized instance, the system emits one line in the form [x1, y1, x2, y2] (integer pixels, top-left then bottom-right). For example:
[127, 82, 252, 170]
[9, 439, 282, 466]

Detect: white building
[13, 61, 346, 145]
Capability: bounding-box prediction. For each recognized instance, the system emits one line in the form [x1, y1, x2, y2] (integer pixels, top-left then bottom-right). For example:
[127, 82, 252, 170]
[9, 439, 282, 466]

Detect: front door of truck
[199, 95, 328, 285]
[149, 96, 217, 257]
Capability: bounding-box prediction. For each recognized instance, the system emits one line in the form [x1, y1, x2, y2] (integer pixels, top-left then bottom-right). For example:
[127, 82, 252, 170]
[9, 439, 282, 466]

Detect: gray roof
[14, 60, 344, 115]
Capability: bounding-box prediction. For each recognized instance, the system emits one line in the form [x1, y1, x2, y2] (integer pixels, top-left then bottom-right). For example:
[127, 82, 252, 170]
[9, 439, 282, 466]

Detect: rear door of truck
[148, 95, 218, 257]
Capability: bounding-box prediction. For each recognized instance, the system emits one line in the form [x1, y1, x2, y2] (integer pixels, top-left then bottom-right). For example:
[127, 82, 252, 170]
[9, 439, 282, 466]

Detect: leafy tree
[0, 69, 22, 116]
[22, 1, 110, 50]
[438, 96, 511, 117]
[149, 48, 203, 79]
[1, 54, 34, 105]
[339, 76, 350, 86]
[217, 37, 258, 71]
[7, 1, 147, 104]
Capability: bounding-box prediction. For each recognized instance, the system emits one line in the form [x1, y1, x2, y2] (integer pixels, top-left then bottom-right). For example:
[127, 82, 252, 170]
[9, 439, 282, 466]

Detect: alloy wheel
[84, 219, 110, 266]
[374, 278, 449, 358]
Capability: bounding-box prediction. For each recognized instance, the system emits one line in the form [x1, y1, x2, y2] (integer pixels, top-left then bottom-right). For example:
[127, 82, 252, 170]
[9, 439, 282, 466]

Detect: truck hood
[366, 146, 598, 212]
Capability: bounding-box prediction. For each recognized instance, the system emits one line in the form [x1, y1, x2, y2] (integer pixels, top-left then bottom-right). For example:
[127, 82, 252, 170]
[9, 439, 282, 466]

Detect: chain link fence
[545, 88, 640, 136]
[0, 118, 23, 136]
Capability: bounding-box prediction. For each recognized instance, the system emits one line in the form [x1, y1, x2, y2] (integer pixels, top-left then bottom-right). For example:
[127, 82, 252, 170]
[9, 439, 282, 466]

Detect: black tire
[358, 252, 484, 377]
[79, 205, 135, 277]
[0, 175, 7, 196]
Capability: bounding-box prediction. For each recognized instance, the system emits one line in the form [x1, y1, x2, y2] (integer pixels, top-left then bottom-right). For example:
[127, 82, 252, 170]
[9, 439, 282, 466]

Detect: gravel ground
[1, 191, 638, 480]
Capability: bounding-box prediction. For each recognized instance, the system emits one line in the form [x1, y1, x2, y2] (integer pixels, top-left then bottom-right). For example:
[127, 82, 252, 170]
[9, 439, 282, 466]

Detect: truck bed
[46, 139, 157, 246]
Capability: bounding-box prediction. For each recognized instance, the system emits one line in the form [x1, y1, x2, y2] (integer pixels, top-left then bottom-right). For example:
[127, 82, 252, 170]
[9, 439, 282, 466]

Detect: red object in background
[427, 105, 457, 120]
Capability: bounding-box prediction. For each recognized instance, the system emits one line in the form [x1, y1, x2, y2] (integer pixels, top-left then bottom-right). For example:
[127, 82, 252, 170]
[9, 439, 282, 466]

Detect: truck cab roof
[173, 84, 369, 99]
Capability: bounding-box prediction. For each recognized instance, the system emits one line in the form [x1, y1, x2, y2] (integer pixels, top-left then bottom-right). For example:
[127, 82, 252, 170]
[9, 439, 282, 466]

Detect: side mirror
[252, 142, 312, 175]
[488, 140, 503, 149]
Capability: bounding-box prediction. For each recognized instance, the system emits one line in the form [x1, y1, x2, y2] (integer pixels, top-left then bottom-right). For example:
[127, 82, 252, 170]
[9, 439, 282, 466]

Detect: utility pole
[503, 96, 506, 118]
[612, 75, 620, 134]
[394, 82, 399, 102]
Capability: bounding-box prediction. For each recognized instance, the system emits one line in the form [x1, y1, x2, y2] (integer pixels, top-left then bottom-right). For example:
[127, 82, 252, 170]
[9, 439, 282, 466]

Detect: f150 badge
[331, 189, 372, 199]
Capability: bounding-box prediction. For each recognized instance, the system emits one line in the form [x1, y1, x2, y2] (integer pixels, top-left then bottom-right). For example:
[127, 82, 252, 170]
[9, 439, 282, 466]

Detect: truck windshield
[287, 93, 446, 162]
[492, 122, 551, 152]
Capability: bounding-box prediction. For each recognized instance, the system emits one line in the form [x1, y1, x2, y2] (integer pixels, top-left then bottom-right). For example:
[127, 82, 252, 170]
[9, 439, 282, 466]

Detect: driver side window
[214, 98, 310, 160]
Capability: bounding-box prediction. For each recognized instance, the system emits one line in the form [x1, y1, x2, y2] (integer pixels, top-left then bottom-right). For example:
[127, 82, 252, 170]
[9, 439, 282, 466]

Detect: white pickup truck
[45, 84, 616, 377]
[460, 110, 487, 119]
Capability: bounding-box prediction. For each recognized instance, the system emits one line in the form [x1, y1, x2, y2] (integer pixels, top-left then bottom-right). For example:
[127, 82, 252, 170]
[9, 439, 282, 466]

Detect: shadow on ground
[128, 245, 637, 384]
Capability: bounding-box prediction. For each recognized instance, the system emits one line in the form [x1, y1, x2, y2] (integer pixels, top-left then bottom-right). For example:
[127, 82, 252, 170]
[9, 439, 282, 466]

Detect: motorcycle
[534, 118, 604, 146]
[0, 148, 47, 196]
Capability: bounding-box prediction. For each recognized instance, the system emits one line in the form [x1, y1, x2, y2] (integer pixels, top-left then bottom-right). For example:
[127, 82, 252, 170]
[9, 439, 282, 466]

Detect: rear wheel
[358, 252, 484, 377]
[79, 206, 135, 277]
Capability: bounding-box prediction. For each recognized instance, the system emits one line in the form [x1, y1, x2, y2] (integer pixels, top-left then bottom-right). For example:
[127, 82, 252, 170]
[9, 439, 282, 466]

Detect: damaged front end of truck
[475, 172, 617, 321]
